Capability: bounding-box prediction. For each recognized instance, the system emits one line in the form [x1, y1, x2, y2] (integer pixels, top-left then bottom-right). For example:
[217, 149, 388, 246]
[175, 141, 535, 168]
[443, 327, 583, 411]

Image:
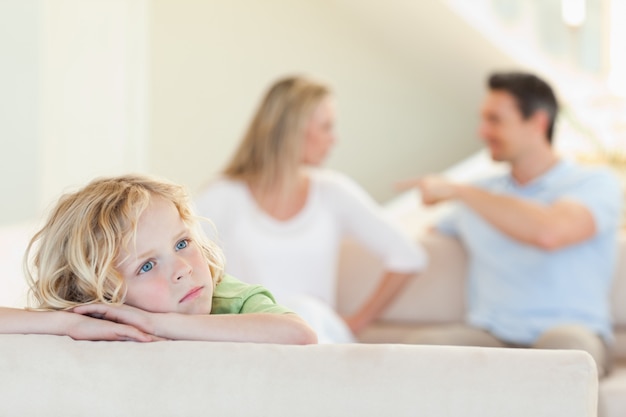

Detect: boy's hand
[64, 311, 156, 342]
[72, 304, 166, 341]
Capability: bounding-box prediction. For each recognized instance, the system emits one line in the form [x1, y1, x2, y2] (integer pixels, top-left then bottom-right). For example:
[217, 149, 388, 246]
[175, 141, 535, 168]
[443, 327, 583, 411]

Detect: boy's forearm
[152, 312, 317, 344]
[0, 307, 73, 336]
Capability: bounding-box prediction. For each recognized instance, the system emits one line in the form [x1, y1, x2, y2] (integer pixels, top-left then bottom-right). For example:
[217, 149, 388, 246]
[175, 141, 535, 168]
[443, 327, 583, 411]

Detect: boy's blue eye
[140, 261, 154, 273]
[176, 239, 189, 250]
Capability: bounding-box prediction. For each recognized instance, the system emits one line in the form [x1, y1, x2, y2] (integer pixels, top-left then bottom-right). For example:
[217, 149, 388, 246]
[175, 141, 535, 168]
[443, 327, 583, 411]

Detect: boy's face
[117, 197, 214, 314]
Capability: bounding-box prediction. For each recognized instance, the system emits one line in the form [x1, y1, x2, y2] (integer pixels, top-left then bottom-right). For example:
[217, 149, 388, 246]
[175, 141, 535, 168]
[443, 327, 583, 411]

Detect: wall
[0, 0, 41, 225]
[39, 0, 149, 210]
[148, 0, 517, 202]
[0, 0, 148, 226]
[0, 0, 519, 227]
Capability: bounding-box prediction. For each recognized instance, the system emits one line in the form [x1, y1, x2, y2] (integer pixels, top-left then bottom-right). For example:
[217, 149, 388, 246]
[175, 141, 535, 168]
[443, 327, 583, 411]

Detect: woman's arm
[343, 271, 415, 334]
[0, 306, 154, 342]
[326, 172, 427, 334]
[72, 304, 318, 345]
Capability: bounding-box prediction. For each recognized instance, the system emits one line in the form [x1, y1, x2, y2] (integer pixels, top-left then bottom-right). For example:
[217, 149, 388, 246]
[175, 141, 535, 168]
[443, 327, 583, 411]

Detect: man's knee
[534, 324, 602, 350]
[533, 324, 609, 377]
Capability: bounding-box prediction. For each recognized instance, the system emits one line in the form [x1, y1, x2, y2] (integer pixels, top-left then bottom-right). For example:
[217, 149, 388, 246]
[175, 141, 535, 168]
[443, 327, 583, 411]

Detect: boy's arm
[72, 303, 317, 344]
[154, 312, 317, 344]
[0, 306, 154, 342]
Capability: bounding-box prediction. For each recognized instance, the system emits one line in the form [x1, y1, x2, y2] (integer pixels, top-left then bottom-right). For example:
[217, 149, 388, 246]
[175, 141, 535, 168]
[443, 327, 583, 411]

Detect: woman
[195, 75, 427, 343]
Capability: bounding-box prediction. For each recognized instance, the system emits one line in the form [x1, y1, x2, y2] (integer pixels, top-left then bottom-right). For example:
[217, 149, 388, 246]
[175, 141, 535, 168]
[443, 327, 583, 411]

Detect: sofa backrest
[337, 231, 626, 328]
[0, 334, 599, 417]
[337, 233, 467, 323]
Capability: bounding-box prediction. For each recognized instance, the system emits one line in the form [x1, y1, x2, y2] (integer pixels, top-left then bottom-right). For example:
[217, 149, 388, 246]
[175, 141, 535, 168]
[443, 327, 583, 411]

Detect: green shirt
[211, 275, 293, 315]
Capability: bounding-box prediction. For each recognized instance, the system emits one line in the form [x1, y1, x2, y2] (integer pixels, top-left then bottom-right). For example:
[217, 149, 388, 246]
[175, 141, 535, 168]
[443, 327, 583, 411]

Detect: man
[406, 71, 623, 377]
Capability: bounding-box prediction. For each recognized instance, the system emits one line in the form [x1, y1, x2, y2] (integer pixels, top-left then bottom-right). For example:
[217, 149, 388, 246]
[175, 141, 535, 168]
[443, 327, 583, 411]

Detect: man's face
[478, 90, 535, 162]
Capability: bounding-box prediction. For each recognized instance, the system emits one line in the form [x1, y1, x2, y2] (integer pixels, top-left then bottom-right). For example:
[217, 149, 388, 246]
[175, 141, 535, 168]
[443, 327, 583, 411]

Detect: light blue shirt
[438, 160, 623, 344]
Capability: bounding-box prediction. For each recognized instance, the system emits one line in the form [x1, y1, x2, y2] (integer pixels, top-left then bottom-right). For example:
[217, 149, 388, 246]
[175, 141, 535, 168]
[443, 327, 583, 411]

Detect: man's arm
[414, 176, 596, 250]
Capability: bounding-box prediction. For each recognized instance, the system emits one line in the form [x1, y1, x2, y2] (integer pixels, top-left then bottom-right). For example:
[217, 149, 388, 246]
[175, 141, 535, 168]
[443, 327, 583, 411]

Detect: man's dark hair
[488, 71, 559, 143]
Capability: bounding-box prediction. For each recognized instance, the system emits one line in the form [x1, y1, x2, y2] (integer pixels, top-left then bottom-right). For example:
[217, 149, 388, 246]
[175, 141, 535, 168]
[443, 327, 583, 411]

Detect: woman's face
[301, 96, 337, 166]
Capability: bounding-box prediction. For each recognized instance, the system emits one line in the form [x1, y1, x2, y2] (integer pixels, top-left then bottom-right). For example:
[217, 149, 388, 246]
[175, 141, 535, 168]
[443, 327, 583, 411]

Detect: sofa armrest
[612, 232, 626, 328]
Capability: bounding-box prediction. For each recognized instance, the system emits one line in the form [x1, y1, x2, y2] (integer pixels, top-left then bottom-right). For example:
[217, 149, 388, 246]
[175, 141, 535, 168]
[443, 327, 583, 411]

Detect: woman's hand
[342, 313, 369, 335]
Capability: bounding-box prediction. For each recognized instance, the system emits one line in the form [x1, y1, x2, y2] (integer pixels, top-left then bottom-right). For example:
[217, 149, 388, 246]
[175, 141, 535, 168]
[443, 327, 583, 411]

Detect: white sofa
[0, 220, 600, 416]
[336, 205, 626, 417]
[0, 334, 597, 417]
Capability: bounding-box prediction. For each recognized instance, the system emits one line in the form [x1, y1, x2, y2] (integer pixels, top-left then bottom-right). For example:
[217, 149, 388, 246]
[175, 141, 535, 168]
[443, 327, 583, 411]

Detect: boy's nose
[172, 258, 193, 282]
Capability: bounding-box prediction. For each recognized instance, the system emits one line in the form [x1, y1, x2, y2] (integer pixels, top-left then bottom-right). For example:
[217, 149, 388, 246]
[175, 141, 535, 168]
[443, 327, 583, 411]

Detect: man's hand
[396, 175, 458, 205]
[417, 176, 458, 205]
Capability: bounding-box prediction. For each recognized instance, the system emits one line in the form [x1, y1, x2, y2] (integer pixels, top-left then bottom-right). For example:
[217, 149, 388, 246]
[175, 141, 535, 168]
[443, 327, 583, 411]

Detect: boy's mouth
[180, 286, 204, 303]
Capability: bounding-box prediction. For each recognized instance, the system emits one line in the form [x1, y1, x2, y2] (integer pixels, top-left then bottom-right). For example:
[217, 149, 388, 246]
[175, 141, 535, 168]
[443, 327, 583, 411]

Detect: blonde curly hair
[24, 174, 225, 310]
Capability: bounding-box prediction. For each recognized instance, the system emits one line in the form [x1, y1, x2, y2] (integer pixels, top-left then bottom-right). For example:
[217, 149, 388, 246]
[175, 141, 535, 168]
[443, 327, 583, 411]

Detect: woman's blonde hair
[24, 174, 225, 310]
[223, 75, 331, 191]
